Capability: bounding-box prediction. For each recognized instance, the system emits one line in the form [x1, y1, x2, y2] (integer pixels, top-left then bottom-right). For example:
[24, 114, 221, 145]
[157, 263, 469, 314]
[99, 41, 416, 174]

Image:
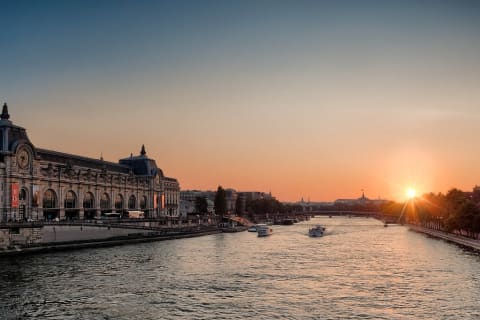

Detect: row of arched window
[39, 189, 148, 210]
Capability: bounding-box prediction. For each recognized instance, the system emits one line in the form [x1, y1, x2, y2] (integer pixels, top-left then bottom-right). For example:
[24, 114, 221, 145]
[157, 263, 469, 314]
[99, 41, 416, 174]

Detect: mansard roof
[119, 153, 163, 177]
[37, 148, 131, 174]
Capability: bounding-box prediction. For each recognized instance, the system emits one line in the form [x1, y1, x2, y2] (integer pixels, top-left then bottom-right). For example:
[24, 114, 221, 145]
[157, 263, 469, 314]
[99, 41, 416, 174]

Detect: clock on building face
[17, 148, 30, 169]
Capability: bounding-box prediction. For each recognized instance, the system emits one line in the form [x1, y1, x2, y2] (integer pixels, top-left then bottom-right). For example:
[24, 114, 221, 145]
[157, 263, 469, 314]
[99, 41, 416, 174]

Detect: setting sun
[406, 188, 417, 199]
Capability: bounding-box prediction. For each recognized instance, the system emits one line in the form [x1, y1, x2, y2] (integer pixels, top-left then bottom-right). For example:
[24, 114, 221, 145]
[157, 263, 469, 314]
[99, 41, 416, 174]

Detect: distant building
[180, 190, 215, 202]
[225, 188, 237, 214]
[0, 103, 179, 221]
[163, 177, 180, 217]
[180, 190, 217, 216]
[179, 199, 195, 218]
[334, 192, 369, 206]
[334, 192, 387, 208]
[179, 192, 216, 217]
[206, 198, 215, 214]
[235, 191, 276, 214]
[239, 191, 273, 202]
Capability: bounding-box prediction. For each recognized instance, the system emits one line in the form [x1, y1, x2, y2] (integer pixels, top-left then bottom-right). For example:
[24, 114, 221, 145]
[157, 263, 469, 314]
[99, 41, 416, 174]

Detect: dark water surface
[1, 217, 479, 319]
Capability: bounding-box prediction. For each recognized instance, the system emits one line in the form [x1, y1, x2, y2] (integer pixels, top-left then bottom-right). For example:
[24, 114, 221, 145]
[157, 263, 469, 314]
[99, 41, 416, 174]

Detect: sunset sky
[1, 0, 480, 201]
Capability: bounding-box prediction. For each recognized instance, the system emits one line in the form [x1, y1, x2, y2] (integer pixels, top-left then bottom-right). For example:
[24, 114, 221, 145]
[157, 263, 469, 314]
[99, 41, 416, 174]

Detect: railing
[310, 210, 381, 215]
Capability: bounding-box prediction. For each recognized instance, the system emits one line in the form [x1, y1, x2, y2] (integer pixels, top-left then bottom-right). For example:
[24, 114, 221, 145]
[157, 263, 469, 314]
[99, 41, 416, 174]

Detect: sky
[1, 0, 480, 202]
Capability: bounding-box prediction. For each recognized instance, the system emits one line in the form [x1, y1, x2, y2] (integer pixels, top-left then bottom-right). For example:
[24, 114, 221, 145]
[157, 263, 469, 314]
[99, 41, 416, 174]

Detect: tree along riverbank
[382, 188, 480, 241]
[409, 224, 480, 251]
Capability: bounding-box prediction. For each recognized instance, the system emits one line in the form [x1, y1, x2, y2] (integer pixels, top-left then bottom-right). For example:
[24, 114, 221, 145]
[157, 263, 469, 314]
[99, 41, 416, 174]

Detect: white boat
[308, 225, 325, 237]
[257, 224, 273, 237]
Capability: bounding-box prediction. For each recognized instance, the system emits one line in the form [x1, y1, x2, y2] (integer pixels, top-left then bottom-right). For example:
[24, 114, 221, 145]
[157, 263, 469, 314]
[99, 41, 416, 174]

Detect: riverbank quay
[0, 222, 221, 256]
[409, 225, 480, 251]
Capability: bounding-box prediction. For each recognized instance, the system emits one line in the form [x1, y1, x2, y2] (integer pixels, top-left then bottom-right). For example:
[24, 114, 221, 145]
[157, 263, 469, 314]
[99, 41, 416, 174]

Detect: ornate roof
[37, 148, 131, 174]
[119, 145, 163, 177]
[0, 103, 35, 153]
[1, 103, 10, 120]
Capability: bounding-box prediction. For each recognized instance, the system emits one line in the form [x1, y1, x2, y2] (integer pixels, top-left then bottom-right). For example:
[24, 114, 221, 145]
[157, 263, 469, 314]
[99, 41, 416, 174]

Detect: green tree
[235, 196, 243, 215]
[456, 200, 479, 238]
[246, 198, 286, 214]
[473, 214, 480, 239]
[195, 197, 208, 215]
[444, 188, 467, 233]
[381, 188, 480, 239]
[214, 186, 227, 220]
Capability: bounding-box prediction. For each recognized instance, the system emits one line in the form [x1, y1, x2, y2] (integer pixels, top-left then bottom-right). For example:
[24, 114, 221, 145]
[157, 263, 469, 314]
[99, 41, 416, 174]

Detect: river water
[1, 217, 479, 319]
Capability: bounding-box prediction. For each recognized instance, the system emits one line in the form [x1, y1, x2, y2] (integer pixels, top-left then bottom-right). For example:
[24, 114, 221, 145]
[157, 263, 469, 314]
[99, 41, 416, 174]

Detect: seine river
[1, 217, 479, 319]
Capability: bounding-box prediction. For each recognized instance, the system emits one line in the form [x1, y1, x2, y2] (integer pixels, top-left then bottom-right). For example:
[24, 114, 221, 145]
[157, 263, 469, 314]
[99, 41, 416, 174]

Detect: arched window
[128, 195, 136, 209]
[32, 187, 39, 207]
[100, 193, 110, 210]
[83, 192, 95, 209]
[19, 188, 27, 201]
[140, 196, 147, 210]
[43, 189, 57, 209]
[64, 191, 77, 209]
[115, 194, 124, 211]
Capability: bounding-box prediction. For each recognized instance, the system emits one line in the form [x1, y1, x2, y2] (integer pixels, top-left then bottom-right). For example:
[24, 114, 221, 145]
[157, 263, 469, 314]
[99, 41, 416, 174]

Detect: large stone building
[163, 177, 180, 217]
[0, 103, 179, 222]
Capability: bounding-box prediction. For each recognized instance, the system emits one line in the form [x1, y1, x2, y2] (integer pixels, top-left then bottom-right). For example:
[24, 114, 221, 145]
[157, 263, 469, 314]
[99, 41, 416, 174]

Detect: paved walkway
[409, 225, 480, 251]
[0, 229, 221, 256]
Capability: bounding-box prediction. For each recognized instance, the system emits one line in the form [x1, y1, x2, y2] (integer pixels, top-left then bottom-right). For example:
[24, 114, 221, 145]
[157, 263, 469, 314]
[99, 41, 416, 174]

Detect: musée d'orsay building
[0, 103, 179, 222]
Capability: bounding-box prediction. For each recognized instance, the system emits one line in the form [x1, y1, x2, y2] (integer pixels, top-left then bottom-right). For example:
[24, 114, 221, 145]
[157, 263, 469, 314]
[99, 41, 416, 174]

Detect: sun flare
[406, 188, 417, 199]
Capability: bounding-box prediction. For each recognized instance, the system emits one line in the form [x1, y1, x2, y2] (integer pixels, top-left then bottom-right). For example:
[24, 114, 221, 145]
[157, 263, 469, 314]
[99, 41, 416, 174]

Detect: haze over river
[1, 217, 479, 319]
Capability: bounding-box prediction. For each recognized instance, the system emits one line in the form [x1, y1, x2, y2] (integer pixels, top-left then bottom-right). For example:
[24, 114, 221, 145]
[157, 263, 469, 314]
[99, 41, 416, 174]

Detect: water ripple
[1, 217, 479, 319]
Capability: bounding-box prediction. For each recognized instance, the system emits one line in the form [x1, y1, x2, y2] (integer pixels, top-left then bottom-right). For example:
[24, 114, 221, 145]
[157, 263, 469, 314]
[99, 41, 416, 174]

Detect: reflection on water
[1, 217, 479, 319]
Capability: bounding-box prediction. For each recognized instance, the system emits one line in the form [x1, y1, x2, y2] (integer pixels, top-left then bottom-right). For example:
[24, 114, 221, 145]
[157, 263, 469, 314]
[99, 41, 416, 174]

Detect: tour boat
[308, 225, 325, 237]
[257, 224, 273, 237]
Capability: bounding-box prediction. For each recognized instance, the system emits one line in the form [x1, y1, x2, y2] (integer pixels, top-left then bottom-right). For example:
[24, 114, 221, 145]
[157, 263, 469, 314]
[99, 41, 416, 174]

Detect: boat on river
[308, 225, 325, 237]
[257, 224, 273, 237]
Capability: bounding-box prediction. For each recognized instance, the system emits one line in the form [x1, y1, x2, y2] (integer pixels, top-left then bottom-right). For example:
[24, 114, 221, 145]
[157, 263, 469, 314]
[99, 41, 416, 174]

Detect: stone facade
[163, 177, 180, 217]
[0, 103, 179, 221]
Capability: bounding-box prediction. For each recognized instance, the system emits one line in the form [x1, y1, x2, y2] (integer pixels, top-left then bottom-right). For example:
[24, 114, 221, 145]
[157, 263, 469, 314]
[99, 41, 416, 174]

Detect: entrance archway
[115, 194, 124, 215]
[128, 195, 136, 210]
[64, 190, 79, 220]
[83, 192, 96, 220]
[43, 189, 59, 220]
[100, 193, 111, 214]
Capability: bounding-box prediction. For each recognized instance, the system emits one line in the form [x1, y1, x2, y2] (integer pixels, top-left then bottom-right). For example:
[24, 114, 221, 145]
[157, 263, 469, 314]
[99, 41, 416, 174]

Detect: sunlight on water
[1, 217, 479, 319]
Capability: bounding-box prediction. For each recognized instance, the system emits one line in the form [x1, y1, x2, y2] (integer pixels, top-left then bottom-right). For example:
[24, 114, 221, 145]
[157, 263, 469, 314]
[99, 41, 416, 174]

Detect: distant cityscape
[179, 188, 390, 217]
[3, 101, 480, 236]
